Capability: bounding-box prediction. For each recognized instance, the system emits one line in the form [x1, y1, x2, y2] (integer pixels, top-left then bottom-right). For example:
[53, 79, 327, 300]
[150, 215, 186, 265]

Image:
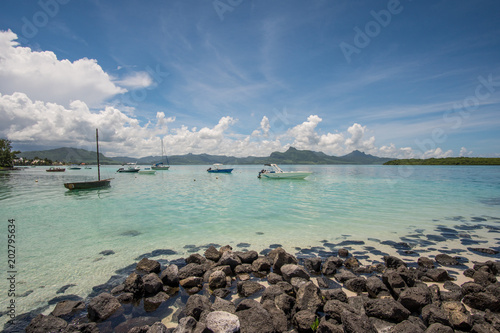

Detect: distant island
[384, 157, 500, 165]
[18, 147, 393, 165]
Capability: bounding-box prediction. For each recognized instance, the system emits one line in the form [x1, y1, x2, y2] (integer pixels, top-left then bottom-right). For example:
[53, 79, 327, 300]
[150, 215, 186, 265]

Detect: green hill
[20, 147, 117, 165]
[384, 157, 500, 165]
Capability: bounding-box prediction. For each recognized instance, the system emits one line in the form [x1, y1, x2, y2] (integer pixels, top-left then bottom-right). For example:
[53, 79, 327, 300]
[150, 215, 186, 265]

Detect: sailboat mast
[96, 129, 101, 181]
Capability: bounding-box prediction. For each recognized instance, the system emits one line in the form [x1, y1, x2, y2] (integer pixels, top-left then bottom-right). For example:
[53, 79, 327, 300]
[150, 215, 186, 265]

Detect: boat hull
[261, 172, 311, 179]
[151, 166, 170, 170]
[139, 170, 156, 174]
[64, 179, 111, 190]
[46, 168, 65, 172]
[207, 169, 233, 173]
[117, 168, 140, 173]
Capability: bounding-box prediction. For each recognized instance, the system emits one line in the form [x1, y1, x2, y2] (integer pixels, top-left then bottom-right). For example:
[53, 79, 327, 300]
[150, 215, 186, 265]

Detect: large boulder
[184, 294, 212, 321]
[218, 251, 242, 269]
[186, 253, 207, 265]
[160, 264, 179, 287]
[435, 254, 460, 266]
[237, 280, 265, 297]
[421, 304, 450, 326]
[365, 276, 391, 298]
[344, 277, 367, 294]
[364, 298, 411, 322]
[143, 273, 163, 296]
[341, 311, 377, 333]
[124, 272, 144, 296]
[384, 256, 406, 269]
[398, 285, 432, 313]
[178, 263, 206, 280]
[322, 256, 343, 275]
[296, 281, 323, 313]
[252, 257, 271, 272]
[280, 264, 310, 283]
[323, 300, 357, 322]
[271, 248, 298, 273]
[303, 257, 322, 273]
[206, 311, 240, 333]
[236, 300, 274, 333]
[87, 292, 123, 322]
[212, 297, 236, 314]
[173, 316, 197, 333]
[237, 250, 259, 264]
[209, 270, 228, 290]
[205, 245, 222, 261]
[462, 292, 500, 312]
[293, 310, 317, 333]
[50, 300, 85, 319]
[143, 292, 169, 312]
[136, 258, 161, 274]
[26, 314, 68, 333]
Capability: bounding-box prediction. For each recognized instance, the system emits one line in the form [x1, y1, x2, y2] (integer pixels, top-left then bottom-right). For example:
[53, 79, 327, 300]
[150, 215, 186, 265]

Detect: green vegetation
[20, 147, 117, 165]
[384, 157, 500, 165]
[0, 139, 20, 168]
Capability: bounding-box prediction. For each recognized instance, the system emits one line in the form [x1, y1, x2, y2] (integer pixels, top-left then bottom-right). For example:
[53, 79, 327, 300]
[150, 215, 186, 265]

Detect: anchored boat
[207, 164, 233, 174]
[258, 164, 312, 179]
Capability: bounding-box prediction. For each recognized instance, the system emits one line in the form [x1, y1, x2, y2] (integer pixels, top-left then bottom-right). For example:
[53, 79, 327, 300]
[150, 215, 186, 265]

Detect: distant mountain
[20, 147, 117, 164]
[19, 147, 392, 165]
[340, 150, 393, 164]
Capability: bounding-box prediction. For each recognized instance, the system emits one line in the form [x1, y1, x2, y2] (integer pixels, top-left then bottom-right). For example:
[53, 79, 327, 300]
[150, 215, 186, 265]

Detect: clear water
[1, 164, 500, 325]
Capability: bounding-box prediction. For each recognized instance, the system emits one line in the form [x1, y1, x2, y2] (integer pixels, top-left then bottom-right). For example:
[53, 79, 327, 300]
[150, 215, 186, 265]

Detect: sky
[0, 0, 499, 158]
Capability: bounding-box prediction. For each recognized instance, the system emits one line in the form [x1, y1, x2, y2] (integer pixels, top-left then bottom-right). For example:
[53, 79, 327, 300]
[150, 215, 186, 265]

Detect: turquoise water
[1, 164, 500, 325]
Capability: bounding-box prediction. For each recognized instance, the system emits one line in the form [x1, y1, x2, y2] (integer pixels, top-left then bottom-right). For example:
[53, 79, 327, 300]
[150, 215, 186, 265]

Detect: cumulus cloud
[0, 92, 457, 159]
[0, 30, 149, 107]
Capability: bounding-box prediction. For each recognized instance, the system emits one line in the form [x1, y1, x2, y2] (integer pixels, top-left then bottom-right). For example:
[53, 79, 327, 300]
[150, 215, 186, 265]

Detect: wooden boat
[64, 129, 112, 190]
[258, 164, 312, 179]
[151, 138, 170, 170]
[207, 164, 233, 173]
[46, 167, 65, 172]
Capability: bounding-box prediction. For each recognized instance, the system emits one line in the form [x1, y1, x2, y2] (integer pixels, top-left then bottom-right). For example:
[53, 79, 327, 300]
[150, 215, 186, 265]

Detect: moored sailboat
[64, 129, 112, 190]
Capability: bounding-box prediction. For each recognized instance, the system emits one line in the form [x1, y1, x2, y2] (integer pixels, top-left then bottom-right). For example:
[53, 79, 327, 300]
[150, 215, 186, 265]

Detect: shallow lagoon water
[1, 164, 500, 327]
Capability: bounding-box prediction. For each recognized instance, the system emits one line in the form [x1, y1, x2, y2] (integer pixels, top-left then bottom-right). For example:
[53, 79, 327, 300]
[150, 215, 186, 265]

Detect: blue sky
[0, 0, 499, 158]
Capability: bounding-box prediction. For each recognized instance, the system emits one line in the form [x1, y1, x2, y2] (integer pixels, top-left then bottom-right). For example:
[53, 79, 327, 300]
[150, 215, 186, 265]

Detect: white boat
[138, 167, 156, 175]
[258, 164, 312, 179]
[207, 163, 233, 173]
[117, 166, 140, 173]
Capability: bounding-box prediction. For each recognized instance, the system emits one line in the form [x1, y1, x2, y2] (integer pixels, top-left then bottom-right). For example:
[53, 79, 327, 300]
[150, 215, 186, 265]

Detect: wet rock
[144, 292, 169, 312]
[292, 310, 317, 333]
[205, 245, 222, 261]
[281, 264, 310, 283]
[303, 257, 322, 273]
[236, 300, 274, 333]
[296, 281, 323, 313]
[252, 257, 271, 272]
[179, 276, 203, 289]
[341, 311, 377, 333]
[421, 304, 450, 326]
[160, 264, 179, 287]
[212, 297, 236, 314]
[322, 256, 343, 275]
[50, 300, 85, 319]
[425, 268, 452, 282]
[206, 311, 240, 333]
[237, 250, 259, 264]
[209, 270, 227, 290]
[272, 248, 299, 274]
[26, 314, 68, 333]
[334, 269, 358, 283]
[143, 273, 163, 296]
[218, 251, 242, 269]
[338, 248, 349, 257]
[398, 285, 432, 313]
[124, 272, 144, 297]
[186, 253, 207, 265]
[87, 292, 123, 322]
[237, 280, 265, 297]
[136, 258, 161, 274]
[344, 257, 361, 269]
[435, 254, 460, 266]
[344, 277, 367, 294]
[185, 294, 212, 321]
[463, 292, 500, 312]
[417, 257, 434, 269]
[178, 263, 206, 280]
[365, 276, 391, 298]
[384, 255, 407, 269]
[469, 247, 499, 255]
[364, 298, 411, 322]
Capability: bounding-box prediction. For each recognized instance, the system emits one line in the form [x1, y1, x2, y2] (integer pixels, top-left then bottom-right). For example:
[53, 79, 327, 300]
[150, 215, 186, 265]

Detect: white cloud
[0, 93, 458, 159]
[0, 30, 130, 107]
[116, 71, 154, 89]
[459, 147, 473, 157]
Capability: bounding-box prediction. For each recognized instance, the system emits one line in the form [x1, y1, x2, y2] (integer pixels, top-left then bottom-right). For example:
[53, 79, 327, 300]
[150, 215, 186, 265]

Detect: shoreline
[4, 222, 500, 332]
